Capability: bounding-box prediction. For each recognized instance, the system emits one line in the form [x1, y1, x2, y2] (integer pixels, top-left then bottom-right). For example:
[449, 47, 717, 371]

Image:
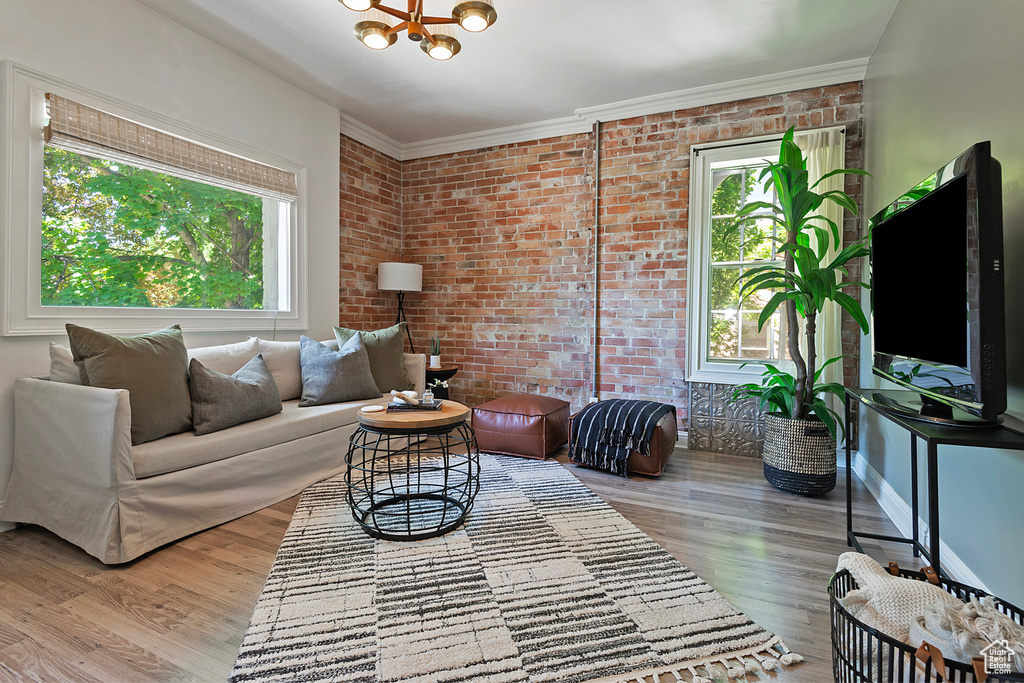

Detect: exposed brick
[339, 82, 866, 436]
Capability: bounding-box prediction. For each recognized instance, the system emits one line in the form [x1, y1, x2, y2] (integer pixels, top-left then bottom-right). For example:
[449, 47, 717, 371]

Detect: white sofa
[0, 337, 426, 564]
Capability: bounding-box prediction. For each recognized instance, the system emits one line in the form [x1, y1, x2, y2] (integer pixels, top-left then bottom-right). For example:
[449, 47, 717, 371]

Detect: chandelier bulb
[452, 1, 496, 32]
[354, 18, 397, 50]
[420, 33, 461, 60]
[340, 0, 373, 11]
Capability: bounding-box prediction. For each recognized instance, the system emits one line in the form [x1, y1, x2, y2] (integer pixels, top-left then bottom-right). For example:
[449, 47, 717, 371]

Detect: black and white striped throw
[569, 400, 675, 476]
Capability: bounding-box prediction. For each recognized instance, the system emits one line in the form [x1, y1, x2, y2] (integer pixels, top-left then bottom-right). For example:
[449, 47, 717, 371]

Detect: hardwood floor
[0, 448, 920, 682]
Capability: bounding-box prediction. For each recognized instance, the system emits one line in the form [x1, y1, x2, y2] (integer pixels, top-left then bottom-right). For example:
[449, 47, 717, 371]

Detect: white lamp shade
[378, 262, 423, 292]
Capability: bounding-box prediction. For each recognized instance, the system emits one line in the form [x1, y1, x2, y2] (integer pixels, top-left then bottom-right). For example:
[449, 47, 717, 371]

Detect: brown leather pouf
[471, 394, 570, 459]
[567, 409, 677, 476]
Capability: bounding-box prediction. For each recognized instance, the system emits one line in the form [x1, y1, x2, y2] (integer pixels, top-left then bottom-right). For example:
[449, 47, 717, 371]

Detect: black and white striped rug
[231, 455, 802, 683]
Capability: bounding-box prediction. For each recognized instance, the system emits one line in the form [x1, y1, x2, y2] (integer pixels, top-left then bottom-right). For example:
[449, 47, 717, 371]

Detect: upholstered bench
[567, 405, 677, 476]
[471, 394, 570, 459]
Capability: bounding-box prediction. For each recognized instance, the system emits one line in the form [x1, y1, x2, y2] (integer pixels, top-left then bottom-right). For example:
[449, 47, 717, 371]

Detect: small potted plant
[428, 334, 442, 368]
[728, 126, 871, 496]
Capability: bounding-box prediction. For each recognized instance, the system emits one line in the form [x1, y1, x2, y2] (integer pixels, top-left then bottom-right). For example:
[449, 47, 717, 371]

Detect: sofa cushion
[188, 337, 259, 376]
[333, 323, 412, 393]
[256, 337, 339, 401]
[48, 342, 81, 384]
[66, 323, 191, 445]
[299, 334, 380, 407]
[189, 354, 282, 435]
[131, 396, 386, 478]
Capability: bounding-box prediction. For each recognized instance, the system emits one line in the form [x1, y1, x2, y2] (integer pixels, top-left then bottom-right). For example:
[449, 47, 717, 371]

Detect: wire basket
[830, 567, 1024, 682]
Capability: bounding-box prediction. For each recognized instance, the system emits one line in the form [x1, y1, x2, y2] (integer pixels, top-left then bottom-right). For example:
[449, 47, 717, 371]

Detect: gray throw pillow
[66, 323, 191, 445]
[189, 354, 283, 436]
[332, 322, 412, 392]
[299, 333, 380, 407]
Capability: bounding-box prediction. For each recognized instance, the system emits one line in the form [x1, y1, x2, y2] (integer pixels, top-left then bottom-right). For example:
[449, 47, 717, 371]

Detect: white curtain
[796, 129, 846, 411]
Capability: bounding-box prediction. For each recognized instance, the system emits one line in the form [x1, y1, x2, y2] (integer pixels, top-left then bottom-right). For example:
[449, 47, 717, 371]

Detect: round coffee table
[345, 401, 480, 541]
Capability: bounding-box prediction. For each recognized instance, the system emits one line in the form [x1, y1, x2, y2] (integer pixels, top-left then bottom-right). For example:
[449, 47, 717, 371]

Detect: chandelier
[339, 0, 497, 60]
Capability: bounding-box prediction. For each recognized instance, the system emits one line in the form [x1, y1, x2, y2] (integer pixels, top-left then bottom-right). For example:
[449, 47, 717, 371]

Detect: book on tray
[386, 400, 444, 413]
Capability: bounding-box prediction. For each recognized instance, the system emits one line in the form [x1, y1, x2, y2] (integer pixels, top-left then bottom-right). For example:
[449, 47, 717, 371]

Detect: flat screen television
[868, 141, 1005, 425]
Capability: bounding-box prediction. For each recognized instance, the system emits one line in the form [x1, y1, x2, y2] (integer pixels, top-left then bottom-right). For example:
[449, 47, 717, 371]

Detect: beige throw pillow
[48, 342, 81, 384]
[66, 323, 192, 445]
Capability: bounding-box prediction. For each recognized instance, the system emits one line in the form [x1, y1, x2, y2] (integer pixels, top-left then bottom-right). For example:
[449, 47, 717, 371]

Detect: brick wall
[339, 135, 404, 331]
[339, 82, 865, 438]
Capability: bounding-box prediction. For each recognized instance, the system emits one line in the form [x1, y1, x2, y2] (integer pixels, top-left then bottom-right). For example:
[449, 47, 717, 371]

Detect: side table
[345, 401, 480, 541]
[425, 364, 458, 399]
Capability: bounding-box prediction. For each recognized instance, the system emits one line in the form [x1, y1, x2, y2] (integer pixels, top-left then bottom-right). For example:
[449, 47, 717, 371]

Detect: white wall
[0, 0, 341, 521]
[862, 0, 1024, 604]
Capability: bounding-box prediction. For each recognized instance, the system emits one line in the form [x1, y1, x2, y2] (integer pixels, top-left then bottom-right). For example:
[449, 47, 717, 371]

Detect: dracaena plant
[732, 359, 848, 441]
[730, 127, 871, 437]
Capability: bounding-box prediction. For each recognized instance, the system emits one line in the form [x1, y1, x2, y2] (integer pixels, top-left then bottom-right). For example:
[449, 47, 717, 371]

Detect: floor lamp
[378, 262, 422, 353]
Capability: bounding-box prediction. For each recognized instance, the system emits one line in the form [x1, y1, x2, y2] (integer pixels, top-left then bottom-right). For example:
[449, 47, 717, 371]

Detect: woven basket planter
[762, 412, 836, 496]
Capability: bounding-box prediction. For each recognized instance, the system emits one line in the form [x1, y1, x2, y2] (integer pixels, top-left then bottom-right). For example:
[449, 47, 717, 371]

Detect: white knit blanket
[836, 552, 960, 642]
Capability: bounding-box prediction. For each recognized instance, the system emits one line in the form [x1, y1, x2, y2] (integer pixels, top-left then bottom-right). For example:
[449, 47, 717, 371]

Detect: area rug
[230, 454, 803, 683]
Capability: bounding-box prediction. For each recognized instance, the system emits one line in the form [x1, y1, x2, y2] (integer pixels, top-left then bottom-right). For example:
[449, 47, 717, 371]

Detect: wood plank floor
[0, 447, 920, 683]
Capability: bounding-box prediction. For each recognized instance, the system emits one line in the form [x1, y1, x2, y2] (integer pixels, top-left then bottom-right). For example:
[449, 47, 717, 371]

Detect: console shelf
[844, 387, 1024, 578]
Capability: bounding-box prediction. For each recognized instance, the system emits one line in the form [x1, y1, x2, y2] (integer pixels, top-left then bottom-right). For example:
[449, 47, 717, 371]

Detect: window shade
[44, 93, 298, 201]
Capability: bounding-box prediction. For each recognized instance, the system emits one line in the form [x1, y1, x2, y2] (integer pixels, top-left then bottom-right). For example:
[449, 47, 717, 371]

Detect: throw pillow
[188, 337, 260, 376]
[299, 333, 380, 407]
[333, 322, 412, 392]
[66, 323, 192, 445]
[48, 342, 81, 384]
[189, 354, 282, 435]
[255, 337, 340, 401]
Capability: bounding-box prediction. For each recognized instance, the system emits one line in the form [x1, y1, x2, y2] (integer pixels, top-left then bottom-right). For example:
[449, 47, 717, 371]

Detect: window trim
[686, 134, 788, 385]
[1, 61, 308, 336]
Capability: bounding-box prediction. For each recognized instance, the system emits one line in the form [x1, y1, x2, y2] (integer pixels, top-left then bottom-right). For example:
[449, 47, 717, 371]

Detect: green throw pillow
[332, 322, 412, 392]
[66, 323, 192, 445]
[189, 354, 282, 435]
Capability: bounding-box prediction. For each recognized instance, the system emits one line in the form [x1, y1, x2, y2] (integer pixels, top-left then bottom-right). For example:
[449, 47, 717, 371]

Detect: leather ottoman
[568, 408, 677, 476]
[471, 394, 570, 459]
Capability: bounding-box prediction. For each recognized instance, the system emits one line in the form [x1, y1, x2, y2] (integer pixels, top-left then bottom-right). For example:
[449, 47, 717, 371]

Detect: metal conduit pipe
[592, 120, 601, 401]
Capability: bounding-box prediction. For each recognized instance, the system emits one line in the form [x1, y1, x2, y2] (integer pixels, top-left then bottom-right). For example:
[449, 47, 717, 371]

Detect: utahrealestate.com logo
[981, 639, 1015, 676]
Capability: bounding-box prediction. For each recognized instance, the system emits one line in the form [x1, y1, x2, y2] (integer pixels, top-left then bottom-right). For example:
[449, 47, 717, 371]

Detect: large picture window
[2, 64, 306, 335]
[42, 147, 278, 310]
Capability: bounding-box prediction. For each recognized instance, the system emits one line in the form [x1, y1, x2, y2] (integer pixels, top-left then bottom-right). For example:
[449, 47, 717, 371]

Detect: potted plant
[428, 334, 442, 368]
[729, 127, 870, 496]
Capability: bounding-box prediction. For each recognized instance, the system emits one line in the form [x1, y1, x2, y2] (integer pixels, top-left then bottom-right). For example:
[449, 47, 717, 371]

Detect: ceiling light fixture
[342, 0, 496, 60]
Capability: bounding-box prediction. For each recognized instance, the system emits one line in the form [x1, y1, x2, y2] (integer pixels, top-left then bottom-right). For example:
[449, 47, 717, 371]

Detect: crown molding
[340, 58, 869, 161]
[575, 57, 869, 123]
[339, 112, 403, 160]
[400, 116, 594, 160]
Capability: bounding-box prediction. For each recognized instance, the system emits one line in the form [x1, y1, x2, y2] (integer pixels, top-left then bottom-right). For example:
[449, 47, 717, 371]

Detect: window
[42, 147, 281, 310]
[2, 64, 306, 335]
[687, 137, 786, 384]
[707, 163, 789, 362]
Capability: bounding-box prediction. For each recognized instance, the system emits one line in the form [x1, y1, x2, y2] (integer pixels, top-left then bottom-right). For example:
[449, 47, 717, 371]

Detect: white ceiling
[133, 0, 899, 147]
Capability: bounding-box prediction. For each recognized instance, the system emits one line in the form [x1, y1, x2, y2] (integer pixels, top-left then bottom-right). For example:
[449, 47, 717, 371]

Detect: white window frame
[686, 134, 791, 385]
[1, 61, 308, 336]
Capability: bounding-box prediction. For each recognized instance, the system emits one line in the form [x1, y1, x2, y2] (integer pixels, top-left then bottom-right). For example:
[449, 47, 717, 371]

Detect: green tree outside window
[42, 147, 267, 310]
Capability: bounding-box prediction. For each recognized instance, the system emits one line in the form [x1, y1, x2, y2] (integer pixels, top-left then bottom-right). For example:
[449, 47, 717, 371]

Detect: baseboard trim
[850, 451, 989, 591]
[677, 432, 688, 450]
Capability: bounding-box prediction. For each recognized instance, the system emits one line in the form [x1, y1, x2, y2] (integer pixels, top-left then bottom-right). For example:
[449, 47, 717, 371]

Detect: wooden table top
[358, 400, 470, 430]
[426, 364, 459, 373]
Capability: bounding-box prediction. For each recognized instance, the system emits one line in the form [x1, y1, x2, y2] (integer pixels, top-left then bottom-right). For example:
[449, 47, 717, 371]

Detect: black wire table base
[344, 421, 481, 541]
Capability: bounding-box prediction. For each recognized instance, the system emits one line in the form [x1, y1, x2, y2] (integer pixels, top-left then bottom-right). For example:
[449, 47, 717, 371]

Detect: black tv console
[844, 388, 1024, 579]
